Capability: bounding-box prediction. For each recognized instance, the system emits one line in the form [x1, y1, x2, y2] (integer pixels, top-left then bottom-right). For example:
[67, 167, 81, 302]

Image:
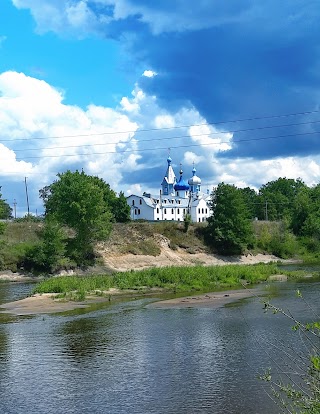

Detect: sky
[1, 0, 320, 216]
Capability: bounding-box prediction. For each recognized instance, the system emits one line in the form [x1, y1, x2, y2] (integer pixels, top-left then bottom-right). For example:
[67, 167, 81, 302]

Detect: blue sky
[1, 0, 320, 216]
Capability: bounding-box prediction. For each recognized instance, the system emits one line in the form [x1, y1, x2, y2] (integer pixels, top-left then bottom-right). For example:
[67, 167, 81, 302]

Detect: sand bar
[147, 287, 263, 309]
[0, 294, 90, 315]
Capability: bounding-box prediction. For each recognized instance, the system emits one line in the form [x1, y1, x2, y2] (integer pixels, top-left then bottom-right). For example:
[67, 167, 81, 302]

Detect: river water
[0, 277, 319, 414]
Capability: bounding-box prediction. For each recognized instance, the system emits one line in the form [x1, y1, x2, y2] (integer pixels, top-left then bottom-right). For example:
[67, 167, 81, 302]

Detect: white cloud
[154, 115, 175, 129]
[142, 70, 157, 78]
[0, 70, 138, 197]
[12, 0, 107, 36]
[2, 69, 320, 216]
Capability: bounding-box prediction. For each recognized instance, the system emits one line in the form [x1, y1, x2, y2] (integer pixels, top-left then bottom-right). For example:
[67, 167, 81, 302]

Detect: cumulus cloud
[13, 1, 320, 163]
[1, 69, 320, 216]
[0, 70, 139, 213]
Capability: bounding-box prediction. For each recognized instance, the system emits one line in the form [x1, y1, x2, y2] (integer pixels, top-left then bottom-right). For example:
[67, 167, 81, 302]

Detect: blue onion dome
[174, 168, 190, 191]
[188, 166, 201, 185]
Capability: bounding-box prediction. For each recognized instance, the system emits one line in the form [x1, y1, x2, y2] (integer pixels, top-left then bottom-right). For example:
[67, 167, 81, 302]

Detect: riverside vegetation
[33, 263, 286, 299]
[1, 173, 320, 275]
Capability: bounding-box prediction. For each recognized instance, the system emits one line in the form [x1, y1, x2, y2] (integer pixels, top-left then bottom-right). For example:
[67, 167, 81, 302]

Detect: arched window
[132, 200, 135, 206]
[171, 208, 174, 214]
[164, 209, 167, 214]
[139, 199, 142, 205]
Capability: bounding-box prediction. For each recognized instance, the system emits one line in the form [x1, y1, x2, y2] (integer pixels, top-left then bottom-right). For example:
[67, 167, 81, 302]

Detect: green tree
[40, 170, 114, 265]
[24, 219, 67, 273]
[239, 187, 259, 219]
[111, 191, 131, 223]
[291, 186, 313, 236]
[207, 183, 254, 255]
[0, 188, 12, 220]
[258, 178, 306, 221]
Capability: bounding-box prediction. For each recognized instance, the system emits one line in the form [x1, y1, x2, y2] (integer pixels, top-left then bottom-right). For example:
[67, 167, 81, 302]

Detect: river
[0, 277, 319, 414]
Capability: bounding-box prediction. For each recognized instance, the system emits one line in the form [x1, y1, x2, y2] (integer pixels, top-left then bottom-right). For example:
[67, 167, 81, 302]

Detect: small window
[138, 209, 141, 215]
[177, 208, 180, 214]
[139, 199, 142, 205]
[157, 208, 159, 213]
[171, 208, 174, 214]
[157, 218, 159, 220]
[202, 208, 204, 214]
[135, 209, 137, 215]
[198, 218, 201, 222]
[205, 208, 208, 214]
[198, 208, 200, 214]
[132, 200, 135, 206]
[164, 209, 167, 214]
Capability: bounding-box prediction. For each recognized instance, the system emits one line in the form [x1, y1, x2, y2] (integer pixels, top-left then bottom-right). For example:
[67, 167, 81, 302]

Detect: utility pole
[24, 177, 30, 217]
[13, 199, 17, 219]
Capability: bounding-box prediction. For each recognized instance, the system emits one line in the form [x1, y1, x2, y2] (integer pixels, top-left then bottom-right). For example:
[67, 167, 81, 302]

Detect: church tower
[161, 156, 176, 195]
[188, 165, 201, 194]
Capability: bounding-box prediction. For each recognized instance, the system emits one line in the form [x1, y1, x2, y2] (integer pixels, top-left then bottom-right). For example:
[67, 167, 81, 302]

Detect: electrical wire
[11, 129, 320, 160]
[0, 108, 319, 143]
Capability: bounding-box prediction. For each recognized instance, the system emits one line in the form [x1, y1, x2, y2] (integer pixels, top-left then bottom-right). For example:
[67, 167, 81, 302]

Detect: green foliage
[14, 214, 43, 223]
[207, 183, 254, 255]
[40, 170, 114, 265]
[239, 187, 259, 219]
[33, 263, 280, 295]
[111, 191, 131, 223]
[23, 220, 69, 273]
[258, 178, 306, 221]
[261, 294, 320, 413]
[0, 188, 12, 220]
[183, 213, 192, 233]
[254, 221, 298, 258]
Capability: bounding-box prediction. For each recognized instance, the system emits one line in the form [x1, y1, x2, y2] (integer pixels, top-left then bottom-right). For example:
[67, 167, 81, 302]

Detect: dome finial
[192, 161, 196, 176]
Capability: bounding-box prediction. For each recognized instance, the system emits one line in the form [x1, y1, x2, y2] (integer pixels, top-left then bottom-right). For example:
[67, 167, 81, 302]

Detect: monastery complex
[126, 156, 212, 222]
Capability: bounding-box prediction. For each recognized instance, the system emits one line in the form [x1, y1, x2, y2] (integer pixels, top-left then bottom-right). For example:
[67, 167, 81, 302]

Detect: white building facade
[127, 156, 212, 222]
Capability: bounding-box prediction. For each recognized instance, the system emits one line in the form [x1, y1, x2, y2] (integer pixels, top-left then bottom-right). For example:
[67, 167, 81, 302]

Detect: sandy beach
[0, 293, 92, 315]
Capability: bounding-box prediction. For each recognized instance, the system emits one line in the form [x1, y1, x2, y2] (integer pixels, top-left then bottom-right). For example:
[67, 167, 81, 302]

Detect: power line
[1, 108, 320, 143]
[12, 129, 320, 160]
[6, 119, 320, 152]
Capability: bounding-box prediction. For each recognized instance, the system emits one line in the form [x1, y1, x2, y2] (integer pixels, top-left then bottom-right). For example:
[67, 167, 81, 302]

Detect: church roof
[174, 168, 190, 191]
[188, 166, 201, 185]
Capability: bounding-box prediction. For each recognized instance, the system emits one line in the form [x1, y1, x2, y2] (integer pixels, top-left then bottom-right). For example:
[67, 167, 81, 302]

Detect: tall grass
[33, 263, 280, 295]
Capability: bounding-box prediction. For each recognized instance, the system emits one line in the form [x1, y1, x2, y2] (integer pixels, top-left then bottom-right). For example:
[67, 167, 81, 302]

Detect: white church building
[126, 156, 212, 222]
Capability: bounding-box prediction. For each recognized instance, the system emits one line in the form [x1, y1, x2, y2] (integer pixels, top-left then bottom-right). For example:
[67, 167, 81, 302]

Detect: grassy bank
[33, 263, 287, 299]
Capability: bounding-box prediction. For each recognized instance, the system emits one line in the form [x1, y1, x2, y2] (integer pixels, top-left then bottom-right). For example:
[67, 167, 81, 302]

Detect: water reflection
[0, 327, 8, 362]
[0, 281, 319, 414]
[59, 316, 111, 361]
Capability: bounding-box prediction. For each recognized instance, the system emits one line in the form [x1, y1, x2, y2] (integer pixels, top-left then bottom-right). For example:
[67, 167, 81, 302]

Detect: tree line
[207, 178, 320, 256]
[1, 172, 320, 272]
